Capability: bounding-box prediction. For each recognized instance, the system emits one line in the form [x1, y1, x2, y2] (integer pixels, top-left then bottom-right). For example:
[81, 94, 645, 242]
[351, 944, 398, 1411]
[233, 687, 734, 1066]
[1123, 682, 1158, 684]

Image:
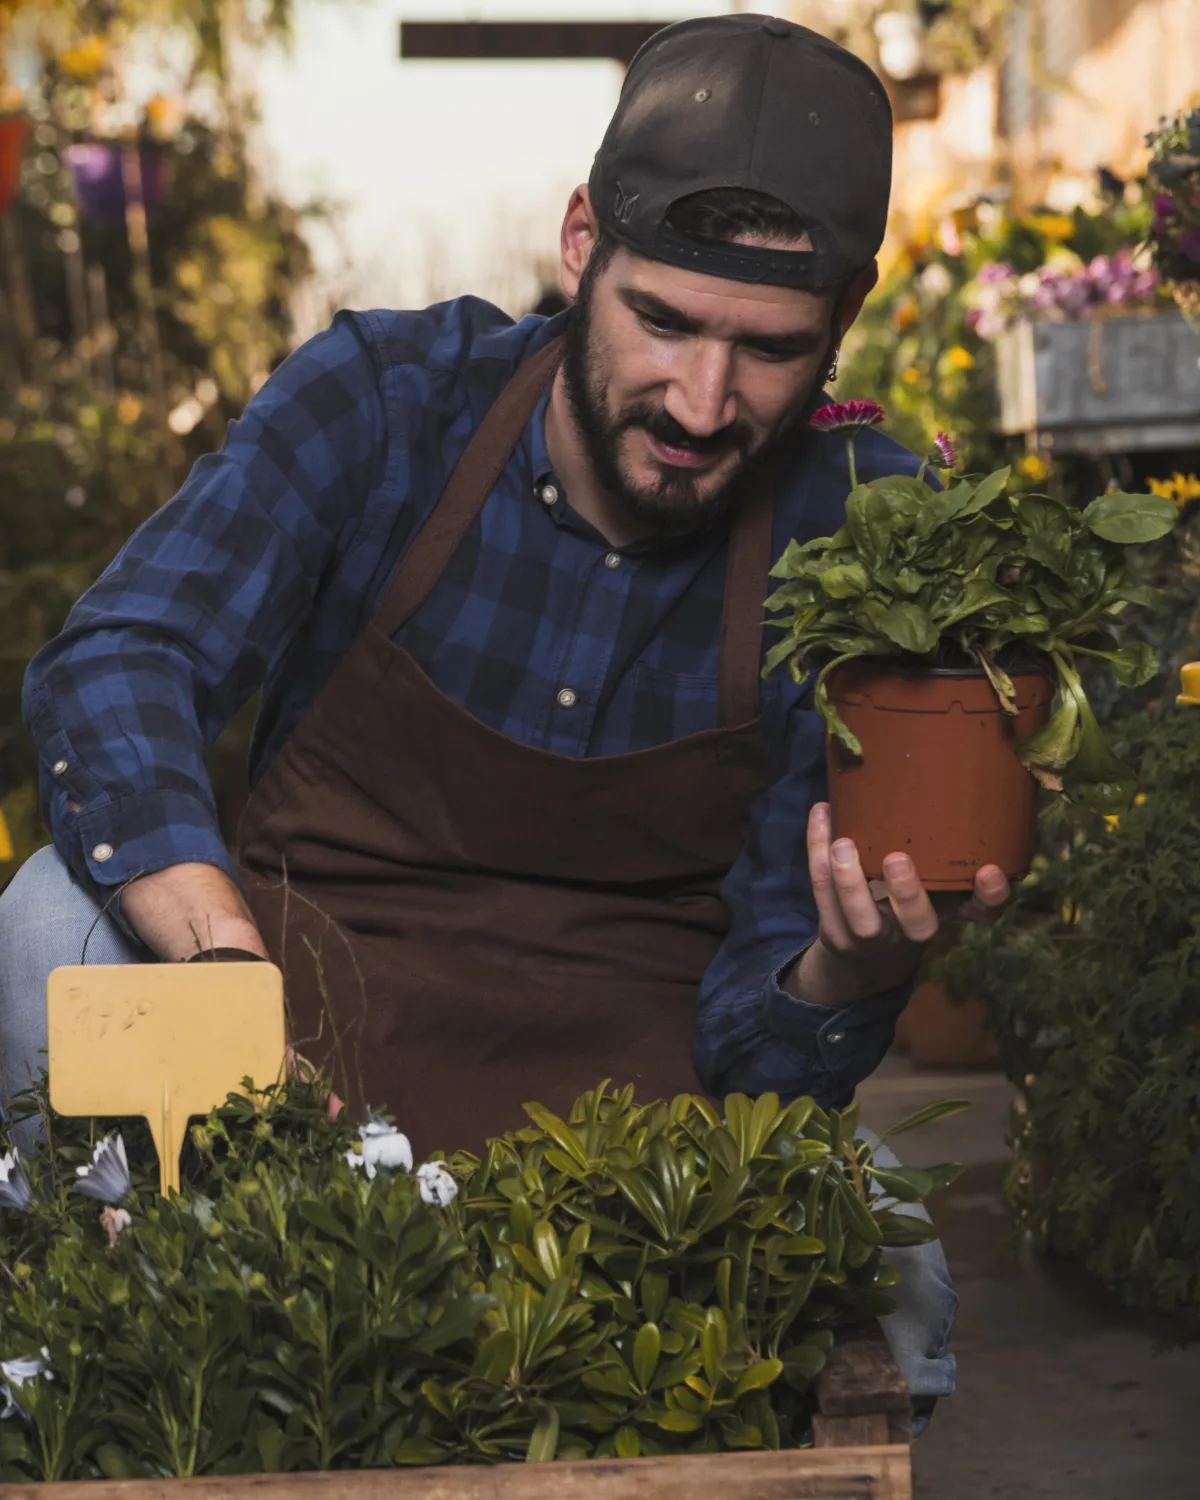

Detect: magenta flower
[809, 399, 886, 436]
[811, 400, 886, 491]
[931, 432, 957, 469]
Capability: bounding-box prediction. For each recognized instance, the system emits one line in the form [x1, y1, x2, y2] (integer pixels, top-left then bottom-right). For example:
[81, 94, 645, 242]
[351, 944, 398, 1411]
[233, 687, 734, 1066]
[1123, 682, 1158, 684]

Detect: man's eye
[638, 312, 680, 335]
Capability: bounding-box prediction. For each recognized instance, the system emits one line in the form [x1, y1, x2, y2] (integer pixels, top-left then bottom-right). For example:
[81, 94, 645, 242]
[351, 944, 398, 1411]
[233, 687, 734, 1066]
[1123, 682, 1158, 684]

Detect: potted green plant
[763, 401, 1177, 888]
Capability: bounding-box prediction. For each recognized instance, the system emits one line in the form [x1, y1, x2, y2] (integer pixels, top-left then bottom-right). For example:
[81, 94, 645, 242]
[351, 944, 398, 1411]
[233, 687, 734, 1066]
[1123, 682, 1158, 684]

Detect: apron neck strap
[373, 334, 567, 640]
[718, 482, 773, 727]
[372, 330, 774, 728]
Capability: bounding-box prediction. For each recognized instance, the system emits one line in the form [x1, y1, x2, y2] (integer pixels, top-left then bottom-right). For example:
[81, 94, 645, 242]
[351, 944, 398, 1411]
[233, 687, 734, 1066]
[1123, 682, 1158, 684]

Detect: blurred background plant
[0, 0, 330, 880]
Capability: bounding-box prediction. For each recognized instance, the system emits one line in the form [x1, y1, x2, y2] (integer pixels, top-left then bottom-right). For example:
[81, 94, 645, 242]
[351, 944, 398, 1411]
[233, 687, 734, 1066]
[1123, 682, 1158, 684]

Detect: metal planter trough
[996, 312, 1200, 455]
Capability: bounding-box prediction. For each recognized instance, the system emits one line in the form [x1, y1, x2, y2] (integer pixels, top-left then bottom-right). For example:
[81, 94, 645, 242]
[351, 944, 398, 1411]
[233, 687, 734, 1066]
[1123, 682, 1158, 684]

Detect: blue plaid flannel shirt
[23, 296, 920, 1104]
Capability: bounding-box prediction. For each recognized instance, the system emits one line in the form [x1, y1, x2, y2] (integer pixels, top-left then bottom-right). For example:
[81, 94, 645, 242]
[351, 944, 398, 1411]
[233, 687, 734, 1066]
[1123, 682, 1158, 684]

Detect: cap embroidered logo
[613, 182, 640, 225]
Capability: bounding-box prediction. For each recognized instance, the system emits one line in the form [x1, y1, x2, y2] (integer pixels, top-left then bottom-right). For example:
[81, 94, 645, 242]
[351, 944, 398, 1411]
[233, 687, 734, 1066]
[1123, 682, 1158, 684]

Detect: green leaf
[820, 561, 870, 598]
[395, 1436, 448, 1465]
[471, 1328, 518, 1385]
[1062, 691, 1137, 813]
[522, 1103, 591, 1169]
[526, 1408, 560, 1463]
[657, 1409, 705, 1433]
[614, 1425, 641, 1458]
[959, 466, 1011, 516]
[1017, 692, 1079, 791]
[632, 1321, 662, 1390]
[733, 1358, 784, 1397]
[862, 599, 939, 655]
[1082, 491, 1178, 544]
[866, 1165, 934, 1202]
[874, 1099, 971, 1144]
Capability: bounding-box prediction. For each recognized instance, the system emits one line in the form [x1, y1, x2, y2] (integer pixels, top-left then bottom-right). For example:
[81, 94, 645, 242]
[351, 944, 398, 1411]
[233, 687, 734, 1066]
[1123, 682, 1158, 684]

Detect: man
[0, 15, 1003, 1418]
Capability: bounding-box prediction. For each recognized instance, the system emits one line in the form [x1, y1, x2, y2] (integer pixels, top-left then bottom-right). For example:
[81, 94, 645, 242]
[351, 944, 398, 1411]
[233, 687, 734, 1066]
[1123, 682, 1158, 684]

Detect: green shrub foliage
[0, 1081, 957, 1478]
[941, 709, 1200, 1333]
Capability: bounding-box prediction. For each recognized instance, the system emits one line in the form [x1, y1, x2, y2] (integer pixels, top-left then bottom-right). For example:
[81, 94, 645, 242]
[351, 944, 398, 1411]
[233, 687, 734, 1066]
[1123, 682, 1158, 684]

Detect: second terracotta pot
[826, 662, 1054, 890]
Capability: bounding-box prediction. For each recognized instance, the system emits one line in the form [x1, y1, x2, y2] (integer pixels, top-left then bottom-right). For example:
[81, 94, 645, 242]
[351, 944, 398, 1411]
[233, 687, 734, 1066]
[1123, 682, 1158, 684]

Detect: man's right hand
[119, 861, 269, 963]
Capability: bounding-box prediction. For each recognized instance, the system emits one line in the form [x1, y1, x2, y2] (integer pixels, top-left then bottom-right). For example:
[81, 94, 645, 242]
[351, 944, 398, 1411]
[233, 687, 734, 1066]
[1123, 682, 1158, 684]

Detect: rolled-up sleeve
[22, 313, 388, 895]
[694, 692, 909, 1104]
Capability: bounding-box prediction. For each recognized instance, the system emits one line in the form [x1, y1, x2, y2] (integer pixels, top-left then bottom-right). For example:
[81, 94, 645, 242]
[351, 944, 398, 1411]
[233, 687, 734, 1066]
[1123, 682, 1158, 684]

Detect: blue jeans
[0, 843, 957, 1425]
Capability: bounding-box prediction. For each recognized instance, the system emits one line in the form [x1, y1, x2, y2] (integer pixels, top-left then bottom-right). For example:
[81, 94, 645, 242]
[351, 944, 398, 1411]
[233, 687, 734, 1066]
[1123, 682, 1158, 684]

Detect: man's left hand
[786, 801, 1010, 1009]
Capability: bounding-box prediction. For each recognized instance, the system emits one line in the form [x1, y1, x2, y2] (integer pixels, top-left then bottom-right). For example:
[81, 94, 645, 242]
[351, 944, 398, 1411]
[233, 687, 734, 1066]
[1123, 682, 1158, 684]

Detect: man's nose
[664, 341, 738, 437]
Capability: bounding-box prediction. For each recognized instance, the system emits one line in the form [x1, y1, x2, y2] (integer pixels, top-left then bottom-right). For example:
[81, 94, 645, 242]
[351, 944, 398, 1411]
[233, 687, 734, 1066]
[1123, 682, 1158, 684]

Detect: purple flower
[976, 260, 1015, 284]
[809, 399, 886, 435]
[931, 432, 957, 468]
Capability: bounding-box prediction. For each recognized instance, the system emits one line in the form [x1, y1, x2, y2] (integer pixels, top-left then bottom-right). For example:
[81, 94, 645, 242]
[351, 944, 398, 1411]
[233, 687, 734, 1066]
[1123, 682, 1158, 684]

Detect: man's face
[562, 243, 839, 534]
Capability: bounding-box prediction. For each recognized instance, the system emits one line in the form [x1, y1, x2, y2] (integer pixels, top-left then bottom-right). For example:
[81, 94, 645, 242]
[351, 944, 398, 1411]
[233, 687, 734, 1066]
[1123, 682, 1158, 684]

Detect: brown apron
[237, 336, 774, 1156]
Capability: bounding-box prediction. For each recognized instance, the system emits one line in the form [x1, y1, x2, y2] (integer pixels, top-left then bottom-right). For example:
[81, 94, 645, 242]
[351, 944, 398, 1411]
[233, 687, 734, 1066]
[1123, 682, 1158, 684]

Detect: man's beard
[560, 280, 823, 537]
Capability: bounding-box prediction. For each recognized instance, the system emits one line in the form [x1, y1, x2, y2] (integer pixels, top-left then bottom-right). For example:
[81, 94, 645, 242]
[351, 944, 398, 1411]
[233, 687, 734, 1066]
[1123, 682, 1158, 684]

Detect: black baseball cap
[588, 14, 892, 289]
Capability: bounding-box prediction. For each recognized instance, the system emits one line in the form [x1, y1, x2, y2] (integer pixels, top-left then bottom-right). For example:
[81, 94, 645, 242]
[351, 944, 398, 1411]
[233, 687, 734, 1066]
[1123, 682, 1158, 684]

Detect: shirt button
[604, 551, 622, 569]
[556, 688, 577, 708]
[826, 1030, 847, 1045]
[92, 843, 114, 863]
[539, 483, 559, 506]
[52, 759, 69, 776]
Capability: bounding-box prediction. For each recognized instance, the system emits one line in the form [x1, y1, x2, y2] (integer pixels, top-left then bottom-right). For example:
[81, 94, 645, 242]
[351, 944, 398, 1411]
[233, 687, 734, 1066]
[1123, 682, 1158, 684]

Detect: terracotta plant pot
[0, 115, 27, 218]
[894, 981, 997, 1068]
[826, 662, 1053, 890]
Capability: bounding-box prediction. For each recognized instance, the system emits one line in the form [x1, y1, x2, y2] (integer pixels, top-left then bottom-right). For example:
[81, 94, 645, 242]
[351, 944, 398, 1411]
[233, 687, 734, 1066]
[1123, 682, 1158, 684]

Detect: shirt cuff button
[826, 1029, 847, 1045]
[52, 760, 69, 776]
[92, 843, 114, 863]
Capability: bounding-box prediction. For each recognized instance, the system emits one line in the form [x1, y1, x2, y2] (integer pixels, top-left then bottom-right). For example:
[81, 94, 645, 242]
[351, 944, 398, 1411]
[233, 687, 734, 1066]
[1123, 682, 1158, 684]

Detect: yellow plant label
[47, 963, 286, 1195]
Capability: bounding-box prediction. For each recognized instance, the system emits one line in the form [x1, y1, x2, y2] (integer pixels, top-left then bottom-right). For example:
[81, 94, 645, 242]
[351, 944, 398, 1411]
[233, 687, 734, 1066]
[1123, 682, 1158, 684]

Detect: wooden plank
[398, 21, 668, 64]
[812, 1413, 891, 1448]
[815, 1331, 911, 1421]
[4, 1446, 912, 1500]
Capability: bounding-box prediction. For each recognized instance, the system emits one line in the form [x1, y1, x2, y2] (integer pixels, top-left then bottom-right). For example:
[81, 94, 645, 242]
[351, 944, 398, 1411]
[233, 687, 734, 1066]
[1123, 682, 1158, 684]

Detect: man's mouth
[643, 430, 726, 471]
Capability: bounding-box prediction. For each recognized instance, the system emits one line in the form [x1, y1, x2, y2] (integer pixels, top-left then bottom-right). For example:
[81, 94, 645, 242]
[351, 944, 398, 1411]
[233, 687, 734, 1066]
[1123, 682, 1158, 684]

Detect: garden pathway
[859, 1054, 1200, 1499]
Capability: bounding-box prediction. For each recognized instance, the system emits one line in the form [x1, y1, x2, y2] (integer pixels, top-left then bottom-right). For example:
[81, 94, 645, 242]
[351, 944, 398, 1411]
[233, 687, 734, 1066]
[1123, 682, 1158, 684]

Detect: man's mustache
[623, 404, 754, 458]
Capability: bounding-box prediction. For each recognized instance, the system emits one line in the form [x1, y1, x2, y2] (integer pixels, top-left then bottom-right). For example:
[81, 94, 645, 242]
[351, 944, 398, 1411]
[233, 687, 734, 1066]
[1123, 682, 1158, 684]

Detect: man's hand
[785, 802, 1009, 1009]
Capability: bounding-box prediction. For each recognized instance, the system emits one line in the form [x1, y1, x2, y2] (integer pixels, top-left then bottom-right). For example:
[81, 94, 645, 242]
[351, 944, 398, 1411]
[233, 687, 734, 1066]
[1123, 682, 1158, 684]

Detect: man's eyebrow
[619, 286, 824, 350]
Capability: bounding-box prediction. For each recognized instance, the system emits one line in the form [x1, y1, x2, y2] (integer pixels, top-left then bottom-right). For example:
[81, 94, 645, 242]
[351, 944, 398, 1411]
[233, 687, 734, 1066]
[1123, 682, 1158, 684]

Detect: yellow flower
[947, 345, 975, 371]
[1104, 814, 1120, 831]
[901, 366, 921, 386]
[145, 95, 182, 138]
[892, 298, 918, 331]
[116, 394, 143, 426]
[1017, 453, 1051, 482]
[1149, 472, 1200, 507]
[1028, 213, 1076, 243]
[58, 36, 108, 79]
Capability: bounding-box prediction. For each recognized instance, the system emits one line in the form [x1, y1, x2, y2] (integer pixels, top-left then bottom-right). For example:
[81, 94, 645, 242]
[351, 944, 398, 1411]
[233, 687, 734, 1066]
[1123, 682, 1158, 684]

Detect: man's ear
[560, 186, 601, 302]
[835, 260, 880, 339]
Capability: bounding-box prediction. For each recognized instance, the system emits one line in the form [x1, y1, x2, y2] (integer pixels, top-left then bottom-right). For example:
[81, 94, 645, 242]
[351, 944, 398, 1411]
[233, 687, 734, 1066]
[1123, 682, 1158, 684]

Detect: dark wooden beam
[399, 21, 670, 65]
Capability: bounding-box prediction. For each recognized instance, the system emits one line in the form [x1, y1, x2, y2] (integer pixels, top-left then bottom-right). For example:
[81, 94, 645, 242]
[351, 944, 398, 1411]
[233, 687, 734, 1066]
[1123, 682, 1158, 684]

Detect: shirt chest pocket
[629, 662, 721, 747]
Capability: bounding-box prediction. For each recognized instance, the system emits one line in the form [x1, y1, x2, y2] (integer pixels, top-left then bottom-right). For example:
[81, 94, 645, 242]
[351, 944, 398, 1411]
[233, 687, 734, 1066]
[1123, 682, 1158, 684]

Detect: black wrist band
[185, 947, 267, 963]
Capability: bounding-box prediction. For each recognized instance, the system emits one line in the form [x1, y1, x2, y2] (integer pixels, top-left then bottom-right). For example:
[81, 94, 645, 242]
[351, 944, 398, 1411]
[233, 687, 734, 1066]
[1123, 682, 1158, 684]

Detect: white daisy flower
[0, 1149, 32, 1211]
[346, 1118, 413, 1180]
[73, 1134, 132, 1205]
[416, 1162, 458, 1208]
[1, 1350, 53, 1421]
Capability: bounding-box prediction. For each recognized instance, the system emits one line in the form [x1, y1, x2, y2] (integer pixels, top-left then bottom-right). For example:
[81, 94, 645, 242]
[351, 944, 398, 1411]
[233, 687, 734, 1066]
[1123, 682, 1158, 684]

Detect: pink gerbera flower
[809, 399, 887, 435]
[931, 431, 957, 468]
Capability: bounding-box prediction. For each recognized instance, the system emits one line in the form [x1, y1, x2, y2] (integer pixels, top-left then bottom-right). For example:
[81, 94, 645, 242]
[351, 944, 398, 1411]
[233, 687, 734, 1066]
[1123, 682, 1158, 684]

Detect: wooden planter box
[996, 311, 1200, 455]
[6, 1333, 912, 1500]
